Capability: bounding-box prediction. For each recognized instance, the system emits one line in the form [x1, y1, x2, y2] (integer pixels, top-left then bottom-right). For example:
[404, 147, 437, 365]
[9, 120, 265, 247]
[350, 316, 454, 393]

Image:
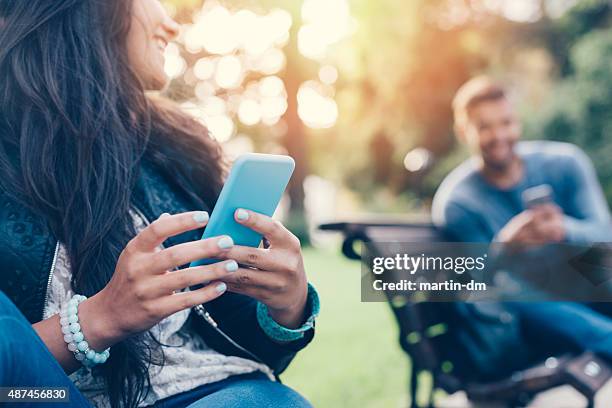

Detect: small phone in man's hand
[522, 184, 554, 209]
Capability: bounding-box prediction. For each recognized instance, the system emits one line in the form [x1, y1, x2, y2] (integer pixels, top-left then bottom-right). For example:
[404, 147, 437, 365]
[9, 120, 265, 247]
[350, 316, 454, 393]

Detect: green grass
[282, 247, 410, 408]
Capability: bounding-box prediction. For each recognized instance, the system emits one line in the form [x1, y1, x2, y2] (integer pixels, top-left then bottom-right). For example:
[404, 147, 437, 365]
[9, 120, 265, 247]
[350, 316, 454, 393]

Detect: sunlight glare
[238, 99, 262, 126]
[214, 56, 244, 89]
[163, 43, 186, 79]
[299, 0, 353, 60]
[297, 81, 338, 129]
[259, 76, 285, 98]
[484, 0, 542, 22]
[319, 65, 338, 85]
[205, 115, 235, 142]
[194, 58, 215, 80]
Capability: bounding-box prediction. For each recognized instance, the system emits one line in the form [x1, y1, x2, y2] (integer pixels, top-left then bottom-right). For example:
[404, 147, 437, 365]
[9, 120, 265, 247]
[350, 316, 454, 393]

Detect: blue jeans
[0, 291, 311, 408]
[508, 301, 612, 363]
[0, 291, 92, 408]
[152, 372, 311, 408]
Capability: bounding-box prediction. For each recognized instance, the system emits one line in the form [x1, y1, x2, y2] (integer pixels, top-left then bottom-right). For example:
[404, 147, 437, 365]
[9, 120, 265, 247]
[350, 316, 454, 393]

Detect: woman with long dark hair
[0, 0, 318, 407]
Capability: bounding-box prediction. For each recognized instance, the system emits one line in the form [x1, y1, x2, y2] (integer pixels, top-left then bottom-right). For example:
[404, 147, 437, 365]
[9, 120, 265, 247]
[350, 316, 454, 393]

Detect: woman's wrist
[257, 283, 320, 342]
[59, 294, 111, 367]
[267, 300, 307, 329]
[266, 284, 309, 329]
[76, 293, 123, 351]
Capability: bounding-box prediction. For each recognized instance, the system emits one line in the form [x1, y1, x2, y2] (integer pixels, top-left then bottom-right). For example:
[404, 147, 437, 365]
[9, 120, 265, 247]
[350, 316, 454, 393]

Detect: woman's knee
[246, 380, 311, 408]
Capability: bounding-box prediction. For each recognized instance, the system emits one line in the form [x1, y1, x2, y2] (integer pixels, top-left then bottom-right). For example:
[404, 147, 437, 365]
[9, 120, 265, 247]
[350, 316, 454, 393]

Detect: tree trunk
[281, 23, 313, 243]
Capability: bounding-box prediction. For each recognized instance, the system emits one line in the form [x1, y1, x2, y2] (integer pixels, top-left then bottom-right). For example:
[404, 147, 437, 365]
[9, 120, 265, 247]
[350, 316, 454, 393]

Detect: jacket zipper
[130, 206, 272, 376]
[42, 241, 61, 319]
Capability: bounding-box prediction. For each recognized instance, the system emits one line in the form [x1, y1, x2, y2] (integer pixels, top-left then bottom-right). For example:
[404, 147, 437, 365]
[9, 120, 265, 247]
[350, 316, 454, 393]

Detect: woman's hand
[217, 209, 309, 329]
[78, 211, 239, 350]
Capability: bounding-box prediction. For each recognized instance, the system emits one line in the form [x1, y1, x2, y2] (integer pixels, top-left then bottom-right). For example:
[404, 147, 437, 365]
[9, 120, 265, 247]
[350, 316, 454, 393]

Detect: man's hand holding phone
[497, 204, 565, 244]
[498, 184, 566, 244]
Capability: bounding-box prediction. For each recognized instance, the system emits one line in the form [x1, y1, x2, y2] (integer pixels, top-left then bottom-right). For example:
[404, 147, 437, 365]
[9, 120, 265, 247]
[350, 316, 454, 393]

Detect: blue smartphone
[190, 153, 295, 267]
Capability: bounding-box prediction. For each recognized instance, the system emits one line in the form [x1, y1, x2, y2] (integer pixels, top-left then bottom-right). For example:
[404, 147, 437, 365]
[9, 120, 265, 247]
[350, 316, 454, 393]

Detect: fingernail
[159, 212, 171, 219]
[217, 236, 234, 249]
[236, 209, 249, 221]
[225, 260, 238, 272]
[193, 211, 209, 224]
[215, 282, 227, 293]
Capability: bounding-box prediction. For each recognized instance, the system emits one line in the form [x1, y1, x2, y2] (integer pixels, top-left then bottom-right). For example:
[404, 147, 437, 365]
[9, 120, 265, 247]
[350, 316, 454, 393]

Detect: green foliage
[547, 0, 611, 75]
[526, 28, 612, 202]
[555, 0, 610, 47]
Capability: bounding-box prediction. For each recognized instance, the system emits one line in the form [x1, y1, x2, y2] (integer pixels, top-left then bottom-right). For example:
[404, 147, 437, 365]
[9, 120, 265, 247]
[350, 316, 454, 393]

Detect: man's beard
[484, 152, 517, 173]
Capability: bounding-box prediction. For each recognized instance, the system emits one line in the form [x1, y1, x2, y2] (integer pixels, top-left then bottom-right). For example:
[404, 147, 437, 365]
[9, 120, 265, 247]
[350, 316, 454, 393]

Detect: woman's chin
[141, 70, 170, 91]
[148, 77, 169, 92]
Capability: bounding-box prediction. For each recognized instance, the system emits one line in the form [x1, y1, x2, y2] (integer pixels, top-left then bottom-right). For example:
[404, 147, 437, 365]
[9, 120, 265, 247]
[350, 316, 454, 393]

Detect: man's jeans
[509, 301, 612, 363]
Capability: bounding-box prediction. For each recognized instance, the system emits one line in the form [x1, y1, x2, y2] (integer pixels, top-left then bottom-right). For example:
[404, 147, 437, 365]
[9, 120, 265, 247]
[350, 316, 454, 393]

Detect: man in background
[433, 76, 611, 244]
[432, 76, 612, 364]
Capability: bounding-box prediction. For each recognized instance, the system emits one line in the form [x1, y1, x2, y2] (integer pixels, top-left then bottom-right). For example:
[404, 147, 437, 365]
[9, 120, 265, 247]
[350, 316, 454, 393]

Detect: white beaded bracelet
[60, 294, 110, 367]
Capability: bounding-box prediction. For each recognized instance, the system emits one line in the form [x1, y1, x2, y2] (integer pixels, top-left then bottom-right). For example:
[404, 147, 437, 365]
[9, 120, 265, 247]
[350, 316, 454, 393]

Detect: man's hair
[452, 76, 508, 127]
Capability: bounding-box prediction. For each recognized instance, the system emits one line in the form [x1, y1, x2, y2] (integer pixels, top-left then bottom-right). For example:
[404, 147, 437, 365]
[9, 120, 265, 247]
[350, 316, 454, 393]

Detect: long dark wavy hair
[0, 1, 225, 407]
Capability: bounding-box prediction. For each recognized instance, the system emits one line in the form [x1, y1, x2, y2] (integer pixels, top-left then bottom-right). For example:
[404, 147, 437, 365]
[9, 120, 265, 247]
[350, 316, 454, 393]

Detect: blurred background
[158, 0, 612, 406]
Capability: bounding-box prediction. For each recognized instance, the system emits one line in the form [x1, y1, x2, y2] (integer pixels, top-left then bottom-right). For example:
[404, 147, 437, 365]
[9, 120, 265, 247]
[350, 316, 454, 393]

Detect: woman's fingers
[220, 268, 285, 306]
[129, 211, 210, 252]
[220, 245, 281, 270]
[149, 260, 239, 296]
[161, 281, 229, 315]
[234, 209, 299, 248]
[220, 267, 281, 291]
[149, 235, 234, 272]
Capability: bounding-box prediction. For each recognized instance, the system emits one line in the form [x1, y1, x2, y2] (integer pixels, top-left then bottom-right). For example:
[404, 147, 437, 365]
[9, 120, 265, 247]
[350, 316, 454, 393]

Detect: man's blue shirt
[432, 141, 612, 243]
